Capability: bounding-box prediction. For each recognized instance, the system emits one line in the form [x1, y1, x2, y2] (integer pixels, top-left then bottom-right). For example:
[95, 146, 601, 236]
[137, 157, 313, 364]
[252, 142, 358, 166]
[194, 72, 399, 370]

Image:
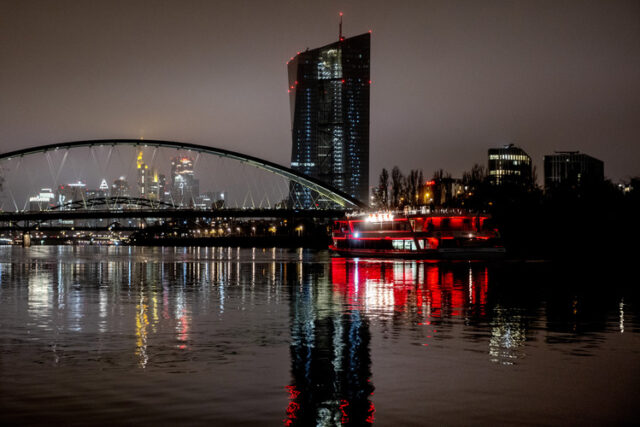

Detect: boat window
[392, 239, 416, 250]
[351, 220, 411, 232]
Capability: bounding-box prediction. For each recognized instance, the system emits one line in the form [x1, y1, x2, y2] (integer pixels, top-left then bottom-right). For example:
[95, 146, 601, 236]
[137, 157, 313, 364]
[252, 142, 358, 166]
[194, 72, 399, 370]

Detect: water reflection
[287, 262, 374, 425]
[329, 259, 525, 364]
[489, 306, 526, 365]
[0, 247, 637, 425]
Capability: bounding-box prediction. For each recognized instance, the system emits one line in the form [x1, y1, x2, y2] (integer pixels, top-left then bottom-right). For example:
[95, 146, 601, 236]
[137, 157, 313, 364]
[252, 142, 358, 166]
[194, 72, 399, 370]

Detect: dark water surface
[0, 246, 638, 426]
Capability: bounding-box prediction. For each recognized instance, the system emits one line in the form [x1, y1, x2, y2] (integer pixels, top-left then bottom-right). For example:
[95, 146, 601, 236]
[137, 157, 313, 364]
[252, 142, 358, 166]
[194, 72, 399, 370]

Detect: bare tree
[391, 166, 404, 208]
[404, 169, 422, 207]
[462, 164, 487, 189]
[373, 168, 389, 208]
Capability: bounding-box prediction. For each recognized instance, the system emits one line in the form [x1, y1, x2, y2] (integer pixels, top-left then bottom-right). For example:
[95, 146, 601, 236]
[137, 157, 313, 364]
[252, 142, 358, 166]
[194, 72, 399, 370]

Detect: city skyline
[1, 1, 638, 185]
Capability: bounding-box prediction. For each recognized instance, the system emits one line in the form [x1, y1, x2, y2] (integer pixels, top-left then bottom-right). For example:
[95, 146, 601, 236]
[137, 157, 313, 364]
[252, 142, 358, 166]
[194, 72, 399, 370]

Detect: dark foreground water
[0, 246, 638, 426]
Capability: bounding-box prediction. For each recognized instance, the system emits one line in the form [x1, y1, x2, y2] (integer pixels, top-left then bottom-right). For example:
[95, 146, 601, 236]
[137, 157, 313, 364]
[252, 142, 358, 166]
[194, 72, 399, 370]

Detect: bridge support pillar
[22, 233, 31, 247]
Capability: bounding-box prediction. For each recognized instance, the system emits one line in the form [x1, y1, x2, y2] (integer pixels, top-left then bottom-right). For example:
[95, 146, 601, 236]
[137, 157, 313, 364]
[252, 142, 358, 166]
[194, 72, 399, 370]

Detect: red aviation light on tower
[339, 12, 344, 41]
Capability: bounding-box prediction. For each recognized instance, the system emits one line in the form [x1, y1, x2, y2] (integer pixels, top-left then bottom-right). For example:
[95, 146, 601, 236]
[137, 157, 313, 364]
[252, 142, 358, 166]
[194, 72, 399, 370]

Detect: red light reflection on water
[339, 399, 349, 424]
[284, 385, 300, 426]
[330, 258, 488, 318]
[177, 308, 189, 350]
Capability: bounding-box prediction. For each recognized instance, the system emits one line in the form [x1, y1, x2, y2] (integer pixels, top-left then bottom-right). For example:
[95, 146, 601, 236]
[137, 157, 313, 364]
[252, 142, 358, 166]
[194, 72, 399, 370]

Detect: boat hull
[329, 245, 506, 260]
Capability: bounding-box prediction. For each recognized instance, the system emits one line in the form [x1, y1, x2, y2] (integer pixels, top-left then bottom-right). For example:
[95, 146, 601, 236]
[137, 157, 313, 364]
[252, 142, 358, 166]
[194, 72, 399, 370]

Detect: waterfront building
[488, 144, 533, 186]
[287, 27, 370, 207]
[28, 188, 55, 211]
[171, 156, 199, 206]
[544, 151, 604, 190]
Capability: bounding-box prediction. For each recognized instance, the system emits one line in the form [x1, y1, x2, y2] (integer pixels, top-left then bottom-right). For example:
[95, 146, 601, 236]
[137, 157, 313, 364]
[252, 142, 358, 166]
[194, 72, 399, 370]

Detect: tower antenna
[339, 12, 343, 40]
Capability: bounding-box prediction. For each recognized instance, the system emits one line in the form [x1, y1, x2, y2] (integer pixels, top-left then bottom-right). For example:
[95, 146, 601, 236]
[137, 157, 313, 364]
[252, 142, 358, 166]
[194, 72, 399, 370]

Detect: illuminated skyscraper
[171, 156, 199, 206]
[136, 152, 165, 201]
[137, 151, 149, 197]
[112, 177, 130, 198]
[288, 28, 370, 207]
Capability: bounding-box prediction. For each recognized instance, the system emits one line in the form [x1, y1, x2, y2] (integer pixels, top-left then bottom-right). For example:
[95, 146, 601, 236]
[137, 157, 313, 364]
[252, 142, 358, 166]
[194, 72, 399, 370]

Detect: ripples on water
[0, 246, 638, 426]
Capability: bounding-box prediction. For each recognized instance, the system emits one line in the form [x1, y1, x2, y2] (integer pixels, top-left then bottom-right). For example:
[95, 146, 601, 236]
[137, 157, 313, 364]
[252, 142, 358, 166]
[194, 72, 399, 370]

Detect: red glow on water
[339, 399, 349, 424]
[330, 258, 489, 318]
[366, 401, 376, 423]
[284, 385, 300, 425]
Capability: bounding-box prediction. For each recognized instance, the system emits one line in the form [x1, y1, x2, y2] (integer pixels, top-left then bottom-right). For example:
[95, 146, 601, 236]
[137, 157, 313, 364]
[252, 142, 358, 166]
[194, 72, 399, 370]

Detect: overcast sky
[1, 0, 638, 184]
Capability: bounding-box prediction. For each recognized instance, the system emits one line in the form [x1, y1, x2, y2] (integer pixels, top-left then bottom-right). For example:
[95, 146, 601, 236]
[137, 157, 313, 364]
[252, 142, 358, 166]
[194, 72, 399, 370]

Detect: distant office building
[56, 181, 86, 207]
[28, 188, 55, 211]
[488, 144, 532, 186]
[98, 179, 110, 197]
[146, 172, 166, 202]
[544, 151, 604, 190]
[112, 177, 130, 198]
[85, 179, 110, 200]
[171, 156, 199, 206]
[288, 28, 370, 207]
[194, 191, 225, 210]
[136, 152, 166, 201]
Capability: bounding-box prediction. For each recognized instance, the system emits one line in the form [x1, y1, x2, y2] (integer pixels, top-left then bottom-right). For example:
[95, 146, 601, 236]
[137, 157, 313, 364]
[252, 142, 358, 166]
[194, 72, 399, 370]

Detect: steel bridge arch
[47, 196, 177, 211]
[0, 139, 367, 209]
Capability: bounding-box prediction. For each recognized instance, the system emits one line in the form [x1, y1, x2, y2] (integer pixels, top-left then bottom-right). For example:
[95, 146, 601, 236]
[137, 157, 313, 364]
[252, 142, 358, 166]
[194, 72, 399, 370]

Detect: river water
[0, 246, 638, 426]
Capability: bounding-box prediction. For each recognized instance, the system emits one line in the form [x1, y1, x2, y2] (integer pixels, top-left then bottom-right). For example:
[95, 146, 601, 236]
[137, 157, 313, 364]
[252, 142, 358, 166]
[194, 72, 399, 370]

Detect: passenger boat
[329, 210, 506, 259]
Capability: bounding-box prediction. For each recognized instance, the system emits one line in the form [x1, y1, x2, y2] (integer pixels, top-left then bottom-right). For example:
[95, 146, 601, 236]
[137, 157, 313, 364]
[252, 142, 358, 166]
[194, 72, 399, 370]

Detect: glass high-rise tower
[287, 32, 370, 208]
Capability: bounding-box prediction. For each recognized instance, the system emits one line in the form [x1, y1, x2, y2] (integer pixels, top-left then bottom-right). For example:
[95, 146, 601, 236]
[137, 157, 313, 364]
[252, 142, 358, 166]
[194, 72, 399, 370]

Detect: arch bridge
[0, 139, 366, 234]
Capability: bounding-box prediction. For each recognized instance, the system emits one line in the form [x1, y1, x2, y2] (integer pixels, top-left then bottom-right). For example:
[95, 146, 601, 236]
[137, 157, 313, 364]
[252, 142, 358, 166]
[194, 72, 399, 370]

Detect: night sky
[1, 0, 638, 184]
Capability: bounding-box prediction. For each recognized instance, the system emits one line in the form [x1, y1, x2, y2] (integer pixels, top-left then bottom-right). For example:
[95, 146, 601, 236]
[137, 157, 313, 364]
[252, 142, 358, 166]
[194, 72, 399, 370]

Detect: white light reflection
[99, 283, 107, 333]
[620, 298, 624, 333]
[489, 305, 526, 365]
[28, 263, 52, 325]
[468, 267, 474, 304]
